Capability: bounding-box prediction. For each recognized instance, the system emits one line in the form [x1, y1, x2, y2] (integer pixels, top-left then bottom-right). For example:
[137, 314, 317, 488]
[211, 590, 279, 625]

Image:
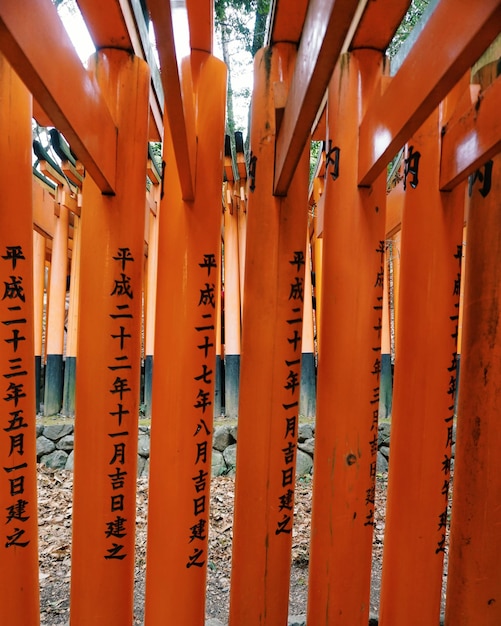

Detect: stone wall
[36, 421, 404, 477]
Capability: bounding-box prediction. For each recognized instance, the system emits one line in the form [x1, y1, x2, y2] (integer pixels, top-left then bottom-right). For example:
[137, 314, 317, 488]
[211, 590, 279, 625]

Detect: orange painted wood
[0, 54, 40, 626]
[306, 50, 386, 626]
[313, 237, 323, 352]
[144, 52, 226, 626]
[33, 231, 46, 360]
[237, 193, 247, 312]
[148, 0, 196, 200]
[229, 42, 310, 626]
[77, 0, 164, 142]
[66, 215, 80, 361]
[223, 190, 241, 358]
[0, 0, 117, 193]
[440, 75, 501, 190]
[445, 156, 501, 626]
[350, 0, 410, 51]
[274, 0, 361, 195]
[378, 109, 465, 626]
[358, 0, 501, 187]
[145, 207, 159, 359]
[187, 0, 213, 53]
[69, 49, 150, 625]
[45, 203, 68, 356]
[268, 0, 308, 45]
[302, 237, 314, 355]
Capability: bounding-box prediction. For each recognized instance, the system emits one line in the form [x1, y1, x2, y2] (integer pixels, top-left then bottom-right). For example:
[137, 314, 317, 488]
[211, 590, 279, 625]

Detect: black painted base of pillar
[35, 355, 42, 414]
[214, 355, 224, 417]
[44, 353, 64, 416]
[224, 354, 240, 420]
[62, 356, 76, 417]
[300, 352, 316, 418]
[143, 354, 153, 419]
[379, 353, 393, 419]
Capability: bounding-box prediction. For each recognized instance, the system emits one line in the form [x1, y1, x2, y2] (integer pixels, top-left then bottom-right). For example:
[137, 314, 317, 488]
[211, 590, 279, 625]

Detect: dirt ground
[37, 466, 393, 625]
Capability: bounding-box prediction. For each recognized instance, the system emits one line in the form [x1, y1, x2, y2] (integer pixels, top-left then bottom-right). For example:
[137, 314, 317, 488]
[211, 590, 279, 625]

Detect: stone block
[222, 443, 237, 471]
[43, 424, 74, 441]
[298, 423, 314, 442]
[37, 435, 56, 458]
[296, 449, 313, 476]
[376, 450, 388, 473]
[138, 433, 151, 458]
[212, 450, 226, 476]
[298, 438, 314, 456]
[57, 434, 74, 451]
[41, 449, 68, 470]
[65, 450, 74, 471]
[213, 425, 233, 451]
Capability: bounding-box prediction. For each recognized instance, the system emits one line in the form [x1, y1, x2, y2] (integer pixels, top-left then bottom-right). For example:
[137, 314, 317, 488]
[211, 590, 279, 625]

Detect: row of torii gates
[1, 0, 501, 624]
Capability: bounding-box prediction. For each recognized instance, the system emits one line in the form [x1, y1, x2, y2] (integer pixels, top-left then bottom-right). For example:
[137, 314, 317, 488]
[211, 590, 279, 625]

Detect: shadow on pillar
[43, 353, 64, 416]
[300, 352, 316, 418]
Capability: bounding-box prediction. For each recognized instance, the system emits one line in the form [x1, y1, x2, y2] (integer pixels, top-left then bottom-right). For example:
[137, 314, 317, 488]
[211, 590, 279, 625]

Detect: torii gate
[0, 1, 501, 625]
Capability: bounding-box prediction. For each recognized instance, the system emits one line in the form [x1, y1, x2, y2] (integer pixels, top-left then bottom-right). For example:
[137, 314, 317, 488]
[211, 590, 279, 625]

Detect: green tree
[386, 0, 430, 58]
[215, 0, 271, 146]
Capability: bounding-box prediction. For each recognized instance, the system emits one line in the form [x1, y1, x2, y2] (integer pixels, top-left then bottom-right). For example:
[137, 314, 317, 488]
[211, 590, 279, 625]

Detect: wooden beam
[187, 0, 213, 53]
[0, 0, 117, 193]
[350, 0, 410, 51]
[440, 75, 501, 190]
[77, 0, 164, 141]
[148, 0, 196, 201]
[358, 0, 501, 187]
[273, 0, 361, 196]
[267, 0, 309, 45]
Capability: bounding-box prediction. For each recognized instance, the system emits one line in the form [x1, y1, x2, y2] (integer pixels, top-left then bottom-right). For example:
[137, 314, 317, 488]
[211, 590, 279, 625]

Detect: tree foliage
[215, 0, 271, 142]
[386, 0, 430, 58]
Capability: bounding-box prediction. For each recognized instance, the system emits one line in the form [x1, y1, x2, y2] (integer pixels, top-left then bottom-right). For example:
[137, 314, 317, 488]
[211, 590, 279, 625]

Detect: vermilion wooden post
[300, 237, 316, 418]
[69, 49, 150, 625]
[144, 51, 226, 626]
[0, 54, 40, 626]
[306, 50, 386, 626]
[43, 200, 69, 415]
[223, 181, 241, 419]
[62, 212, 80, 417]
[445, 130, 501, 626]
[144, 200, 159, 420]
[378, 108, 465, 626]
[33, 230, 46, 413]
[313, 237, 323, 352]
[228, 42, 310, 626]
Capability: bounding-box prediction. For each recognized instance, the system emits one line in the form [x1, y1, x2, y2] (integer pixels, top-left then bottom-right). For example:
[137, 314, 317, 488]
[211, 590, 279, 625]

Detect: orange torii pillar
[445, 126, 501, 626]
[43, 197, 69, 416]
[306, 50, 386, 626]
[144, 52, 226, 626]
[33, 231, 46, 413]
[144, 193, 160, 420]
[69, 49, 149, 625]
[0, 55, 40, 626]
[378, 108, 465, 626]
[62, 211, 80, 417]
[223, 174, 241, 420]
[229, 43, 309, 626]
[214, 240, 223, 418]
[235, 130, 248, 312]
[300, 237, 316, 418]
